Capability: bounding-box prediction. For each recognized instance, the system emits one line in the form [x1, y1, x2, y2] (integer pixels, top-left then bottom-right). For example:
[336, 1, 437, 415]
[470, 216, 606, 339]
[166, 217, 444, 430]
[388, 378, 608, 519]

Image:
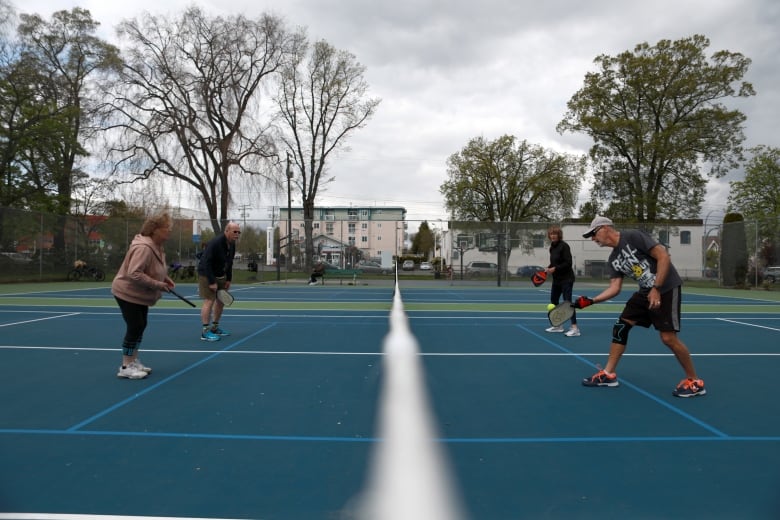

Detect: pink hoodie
[111, 234, 168, 306]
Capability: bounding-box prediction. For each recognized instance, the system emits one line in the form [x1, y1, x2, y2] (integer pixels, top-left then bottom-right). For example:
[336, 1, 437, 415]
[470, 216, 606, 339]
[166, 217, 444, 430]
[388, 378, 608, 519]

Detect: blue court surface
[1, 280, 779, 519]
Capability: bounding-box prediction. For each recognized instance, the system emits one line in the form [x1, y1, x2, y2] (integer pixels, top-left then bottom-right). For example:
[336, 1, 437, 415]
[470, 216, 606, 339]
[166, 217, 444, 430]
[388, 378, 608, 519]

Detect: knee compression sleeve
[612, 318, 633, 345]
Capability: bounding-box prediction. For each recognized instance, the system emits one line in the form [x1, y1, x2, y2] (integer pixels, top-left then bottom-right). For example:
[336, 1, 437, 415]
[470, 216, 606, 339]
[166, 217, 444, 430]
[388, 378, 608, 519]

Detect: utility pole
[286, 152, 293, 273]
[238, 204, 251, 228]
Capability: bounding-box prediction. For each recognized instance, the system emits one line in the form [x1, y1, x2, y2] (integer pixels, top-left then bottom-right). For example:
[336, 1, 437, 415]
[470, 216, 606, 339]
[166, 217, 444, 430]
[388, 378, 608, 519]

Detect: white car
[419, 261, 432, 271]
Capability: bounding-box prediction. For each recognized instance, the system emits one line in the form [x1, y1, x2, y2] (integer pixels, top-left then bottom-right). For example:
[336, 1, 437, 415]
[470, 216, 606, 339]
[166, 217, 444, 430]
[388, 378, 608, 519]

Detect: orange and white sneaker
[582, 369, 619, 387]
[673, 378, 706, 398]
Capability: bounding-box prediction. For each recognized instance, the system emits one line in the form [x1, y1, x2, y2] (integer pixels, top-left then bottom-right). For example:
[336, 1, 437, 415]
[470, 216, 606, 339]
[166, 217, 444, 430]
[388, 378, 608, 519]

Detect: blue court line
[2, 428, 779, 443]
[515, 323, 730, 438]
[65, 322, 279, 432]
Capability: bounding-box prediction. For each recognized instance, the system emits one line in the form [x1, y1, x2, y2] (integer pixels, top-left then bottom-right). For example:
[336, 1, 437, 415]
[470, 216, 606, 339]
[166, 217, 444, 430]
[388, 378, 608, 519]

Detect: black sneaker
[673, 378, 706, 397]
[582, 369, 619, 387]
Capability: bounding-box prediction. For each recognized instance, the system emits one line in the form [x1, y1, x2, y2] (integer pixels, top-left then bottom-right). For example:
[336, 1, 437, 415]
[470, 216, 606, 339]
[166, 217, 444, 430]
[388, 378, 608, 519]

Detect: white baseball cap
[582, 216, 614, 238]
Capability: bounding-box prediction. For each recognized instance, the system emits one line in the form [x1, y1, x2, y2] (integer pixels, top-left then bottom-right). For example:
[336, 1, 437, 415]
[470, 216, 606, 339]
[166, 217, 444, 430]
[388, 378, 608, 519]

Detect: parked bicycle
[68, 260, 106, 282]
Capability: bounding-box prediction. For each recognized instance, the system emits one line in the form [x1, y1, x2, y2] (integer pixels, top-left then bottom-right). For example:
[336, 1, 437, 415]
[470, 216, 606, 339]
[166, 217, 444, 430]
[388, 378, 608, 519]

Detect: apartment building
[278, 206, 407, 267]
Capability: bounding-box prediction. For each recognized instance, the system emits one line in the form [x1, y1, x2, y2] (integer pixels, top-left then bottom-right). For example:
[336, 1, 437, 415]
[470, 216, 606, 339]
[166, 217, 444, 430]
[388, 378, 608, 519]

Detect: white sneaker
[565, 328, 581, 337]
[117, 364, 148, 379]
[308, 281, 317, 286]
[545, 326, 564, 333]
[131, 359, 152, 373]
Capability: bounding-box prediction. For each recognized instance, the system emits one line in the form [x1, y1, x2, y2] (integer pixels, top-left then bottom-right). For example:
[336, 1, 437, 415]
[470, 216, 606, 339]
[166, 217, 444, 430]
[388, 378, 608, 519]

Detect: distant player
[544, 225, 580, 336]
[197, 222, 240, 341]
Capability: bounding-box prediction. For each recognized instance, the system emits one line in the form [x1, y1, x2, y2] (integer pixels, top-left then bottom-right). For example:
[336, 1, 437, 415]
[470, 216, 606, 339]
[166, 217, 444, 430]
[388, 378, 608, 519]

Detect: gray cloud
[21, 0, 780, 221]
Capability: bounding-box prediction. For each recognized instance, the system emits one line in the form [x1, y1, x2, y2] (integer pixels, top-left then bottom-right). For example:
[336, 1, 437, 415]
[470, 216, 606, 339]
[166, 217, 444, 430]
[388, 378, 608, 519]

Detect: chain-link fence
[1, 206, 778, 287]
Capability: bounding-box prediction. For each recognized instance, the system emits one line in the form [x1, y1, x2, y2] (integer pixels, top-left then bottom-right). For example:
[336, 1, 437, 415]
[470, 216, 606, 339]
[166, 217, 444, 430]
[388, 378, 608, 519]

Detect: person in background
[309, 260, 326, 285]
[111, 212, 175, 379]
[197, 221, 240, 341]
[544, 225, 580, 337]
[577, 216, 706, 397]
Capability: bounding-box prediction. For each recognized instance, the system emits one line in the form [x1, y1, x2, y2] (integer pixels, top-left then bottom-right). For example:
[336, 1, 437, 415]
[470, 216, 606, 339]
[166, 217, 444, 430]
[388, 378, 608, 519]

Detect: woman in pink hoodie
[111, 213, 176, 379]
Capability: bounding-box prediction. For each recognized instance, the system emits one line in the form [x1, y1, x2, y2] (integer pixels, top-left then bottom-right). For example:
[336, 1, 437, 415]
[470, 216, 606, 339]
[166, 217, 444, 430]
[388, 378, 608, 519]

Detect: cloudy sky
[17, 0, 780, 224]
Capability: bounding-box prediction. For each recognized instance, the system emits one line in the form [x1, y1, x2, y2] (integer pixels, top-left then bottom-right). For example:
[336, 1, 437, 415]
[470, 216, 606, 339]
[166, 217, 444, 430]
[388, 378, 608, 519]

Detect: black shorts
[620, 286, 681, 332]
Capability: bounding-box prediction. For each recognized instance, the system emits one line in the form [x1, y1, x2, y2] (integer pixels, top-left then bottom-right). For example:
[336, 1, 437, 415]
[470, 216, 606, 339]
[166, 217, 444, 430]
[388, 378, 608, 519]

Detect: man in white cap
[574, 216, 706, 397]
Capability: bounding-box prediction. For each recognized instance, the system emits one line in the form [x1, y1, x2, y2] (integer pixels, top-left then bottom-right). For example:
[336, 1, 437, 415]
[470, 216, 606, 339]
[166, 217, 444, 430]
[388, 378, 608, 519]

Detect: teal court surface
[1, 279, 779, 519]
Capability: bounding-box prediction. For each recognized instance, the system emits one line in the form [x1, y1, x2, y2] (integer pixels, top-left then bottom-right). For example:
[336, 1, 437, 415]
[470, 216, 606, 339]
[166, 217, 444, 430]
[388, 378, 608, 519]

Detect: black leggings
[115, 297, 149, 354]
[550, 280, 577, 325]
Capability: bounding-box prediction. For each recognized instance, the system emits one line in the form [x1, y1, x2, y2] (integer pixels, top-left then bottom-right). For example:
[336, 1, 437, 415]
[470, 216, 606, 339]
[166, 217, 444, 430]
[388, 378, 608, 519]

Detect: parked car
[402, 260, 415, 271]
[322, 261, 343, 272]
[516, 265, 546, 277]
[763, 266, 780, 283]
[419, 261, 432, 271]
[465, 261, 498, 278]
[358, 261, 391, 275]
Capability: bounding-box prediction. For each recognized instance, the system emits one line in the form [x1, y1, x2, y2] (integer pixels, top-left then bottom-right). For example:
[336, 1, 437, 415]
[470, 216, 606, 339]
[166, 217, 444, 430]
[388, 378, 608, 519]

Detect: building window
[680, 230, 691, 245]
[326, 222, 334, 235]
[362, 223, 368, 230]
[313, 222, 319, 229]
[348, 223, 356, 234]
[532, 234, 545, 248]
[659, 230, 669, 245]
[361, 236, 368, 243]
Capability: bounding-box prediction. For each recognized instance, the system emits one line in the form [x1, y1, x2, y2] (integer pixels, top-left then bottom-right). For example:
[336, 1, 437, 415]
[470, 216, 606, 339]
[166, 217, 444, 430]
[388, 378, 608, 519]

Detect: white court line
[0, 312, 80, 328]
[1, 346, 779, 357]
[717, 317, 780, 332]
[0, 515, 245, 520]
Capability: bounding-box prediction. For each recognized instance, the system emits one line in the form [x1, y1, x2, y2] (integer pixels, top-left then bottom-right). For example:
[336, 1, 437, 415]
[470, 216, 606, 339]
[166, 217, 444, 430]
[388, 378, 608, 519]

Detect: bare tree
[102, 7, 298, 233]
[276, 39, 380, 268]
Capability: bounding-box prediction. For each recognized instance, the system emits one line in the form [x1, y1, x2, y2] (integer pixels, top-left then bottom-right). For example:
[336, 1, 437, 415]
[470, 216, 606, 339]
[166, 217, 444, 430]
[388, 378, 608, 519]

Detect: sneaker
[673, 378, 706, 398]
[201, 330, 221, 342]
[308, 281, 318, 286]
[131, 359, 152, 374]
[565, 328, 581, 337]
[545, 326, 564, 333]
[117, 364, 148, 379]
[210, 327, 230, 336]
[582, 369, 619, 387]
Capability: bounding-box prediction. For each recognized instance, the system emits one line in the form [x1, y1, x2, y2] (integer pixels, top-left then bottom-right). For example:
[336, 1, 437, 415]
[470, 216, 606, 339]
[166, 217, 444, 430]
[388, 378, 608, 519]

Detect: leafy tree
[727, 145, 780, 267]
[411, 221, 435, 257]
[17, 8, 121, 215]
[577, 200, 602, 221]
[728, 145, 780, 217]
[442, 135, 584, 283]
[441, 135, 584, 222]
[104, 7, 297, 234]
[276, 39, 380, 269]
[558, 35, 754, 222]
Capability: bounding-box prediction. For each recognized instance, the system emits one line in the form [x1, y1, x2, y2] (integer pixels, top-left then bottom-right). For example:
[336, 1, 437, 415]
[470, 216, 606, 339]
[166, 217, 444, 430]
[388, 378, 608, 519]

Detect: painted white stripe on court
[0, 312, 80, 328]
[717, 317, 780, 332]
[0, 515, 245, 520]
[1, 345, 779, 357]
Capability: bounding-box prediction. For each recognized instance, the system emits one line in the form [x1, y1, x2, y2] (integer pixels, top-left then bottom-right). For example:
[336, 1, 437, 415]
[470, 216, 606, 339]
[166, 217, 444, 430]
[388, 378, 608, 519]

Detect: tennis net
[356, 271, 466, 519]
